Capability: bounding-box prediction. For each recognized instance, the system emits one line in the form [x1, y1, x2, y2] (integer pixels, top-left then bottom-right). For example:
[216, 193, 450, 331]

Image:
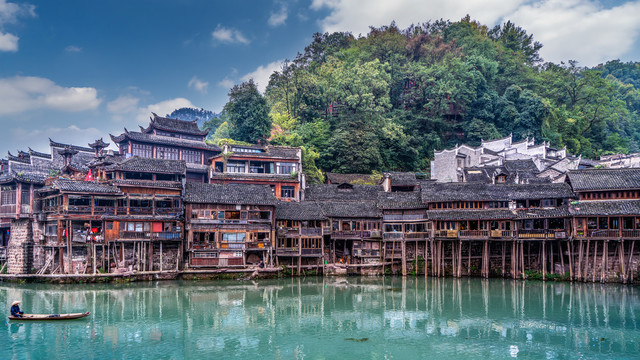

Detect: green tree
[224, 79, 272, 143]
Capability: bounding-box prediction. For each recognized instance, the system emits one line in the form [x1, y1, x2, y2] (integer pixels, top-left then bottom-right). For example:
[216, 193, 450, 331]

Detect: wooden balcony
[491, 230, 515, 238]
[119, 231, 181, 241]
[246, 241, 270, 250]
[459, 230, 489, 239]
[383, 232, 404, 240]
[301, 228, 323, 236]
[0, 204, 16, 217]
[518, 229, 548, 239]
[276, 247, 299, 256]
[383, 214, 427, 221]
[301, 248, 322, 256]
[575, 229, 640, 239]
[435, 230, 459, 238]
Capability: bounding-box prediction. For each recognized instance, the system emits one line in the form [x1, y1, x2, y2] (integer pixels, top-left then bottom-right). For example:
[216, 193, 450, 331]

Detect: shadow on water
[0, 277, 638, 359]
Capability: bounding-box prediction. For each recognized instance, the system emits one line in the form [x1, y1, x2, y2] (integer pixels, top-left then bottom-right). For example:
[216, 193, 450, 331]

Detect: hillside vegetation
[212, 17, 640, 183]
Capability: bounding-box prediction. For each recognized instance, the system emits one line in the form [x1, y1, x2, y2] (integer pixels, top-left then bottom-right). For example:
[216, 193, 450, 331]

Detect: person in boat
[10, 301, 23, 318]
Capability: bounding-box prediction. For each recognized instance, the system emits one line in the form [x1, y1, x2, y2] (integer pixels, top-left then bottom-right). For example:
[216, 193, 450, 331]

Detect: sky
[1, 0, 640, 156]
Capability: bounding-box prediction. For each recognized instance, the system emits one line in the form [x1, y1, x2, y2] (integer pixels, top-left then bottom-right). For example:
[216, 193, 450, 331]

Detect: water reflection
[0, 278, 639, 359]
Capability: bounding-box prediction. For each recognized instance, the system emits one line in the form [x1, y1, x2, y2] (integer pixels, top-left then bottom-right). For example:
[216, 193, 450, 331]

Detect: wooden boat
[8, 312, 90, 320]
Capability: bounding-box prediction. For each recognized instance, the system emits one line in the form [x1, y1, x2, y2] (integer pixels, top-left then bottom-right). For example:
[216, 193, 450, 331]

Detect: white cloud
[241, 60, 284, 93]
[310, 0, 526, 35]
[217, 78, 235, 89]
[0, 0, 35, 25]
[135, 98, 196, 124]
[107, 95, 140, 114]
[212, 24, 250, 45]
[309, 0, 640, 66]
[268, 4, 288, 27]
[0, 31, 16, 51]
[507, 0, 640, 65]
[0, 76, 101, 115]
[0, 0, 36, 52]
[188, 76, 209, 93]
[65, 45, 82, 53]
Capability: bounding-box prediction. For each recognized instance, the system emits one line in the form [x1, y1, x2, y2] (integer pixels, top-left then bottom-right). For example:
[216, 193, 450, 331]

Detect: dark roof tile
[421, 182, 574, 202]
[567, 168, 640, 191]
[184, 182, 277, 205]
[105, 156, 186, 174]
[275, 201, 326, 220]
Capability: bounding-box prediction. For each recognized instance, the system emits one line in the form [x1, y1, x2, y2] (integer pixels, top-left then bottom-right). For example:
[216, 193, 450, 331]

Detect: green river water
[0, 277, 639, 359]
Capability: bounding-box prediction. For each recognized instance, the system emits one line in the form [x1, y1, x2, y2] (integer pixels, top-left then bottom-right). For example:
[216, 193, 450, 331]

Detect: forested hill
[211, 17, 640, 183]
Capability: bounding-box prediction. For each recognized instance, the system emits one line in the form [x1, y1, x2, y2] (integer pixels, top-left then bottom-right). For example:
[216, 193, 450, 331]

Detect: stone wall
[7, 218, 33, 274]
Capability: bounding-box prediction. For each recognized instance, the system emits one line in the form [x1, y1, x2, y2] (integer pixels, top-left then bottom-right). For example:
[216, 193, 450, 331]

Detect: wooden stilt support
[558, 241, 564, 275]
[424, 239, 428, 278]
[401, 240, 407, 276]
[542, 240, 546, 281]
[520, 240, 525, 280]
[550, 240, 555, 275]
[584, 240, 591, 282]
[567, 240, 573, 281]
[627, 240, 635, 283]
[619, 240, 626, 283]
[592, 241, 598, 283]
[601, 240, 607, 283]
[501, 242, 506, 278]
[457, 240, 462, 278]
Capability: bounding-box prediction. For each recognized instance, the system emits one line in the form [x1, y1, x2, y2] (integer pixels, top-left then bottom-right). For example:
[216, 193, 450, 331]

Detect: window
[106, 222, 113, 230]
[157, 147, 179, 160]
[496, 175, 506, 183]
[132, 143, 153, 158]
[226, 161, 246, 173]
[1, 187, 16, 205]
[222, 233, 246, 242]
[277, 162, 296, 174]
[183, 150, 201, 164]
[281, 186, 295, 198]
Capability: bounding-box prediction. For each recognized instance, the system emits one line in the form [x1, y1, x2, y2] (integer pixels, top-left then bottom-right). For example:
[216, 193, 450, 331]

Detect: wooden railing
[459, 230, 489, 239]
[518, 229, 548, 239]
[155, 207, 182, 215]
[435, 230, 459, 238]
[301, 248, 322, 256]
[355, 249, 380, 257]
[0, 204, 16, 216]
[276, 247, 299, 256]
[491, 230, 515, 238]
[301, 228, 322, 236]
[383, 232, 403, 240]
[93, 206, 115, 215]
[383, 214, 427, 221]
[622, 230, 640, 238]
[151, 232, 181, 241]
[67, 205, 91, 213]
[129, 207, 153, 215]
[246, 241, 270, 249]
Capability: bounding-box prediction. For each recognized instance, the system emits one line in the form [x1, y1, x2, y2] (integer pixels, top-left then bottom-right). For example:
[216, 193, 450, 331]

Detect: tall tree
[224, 79, 272, 143]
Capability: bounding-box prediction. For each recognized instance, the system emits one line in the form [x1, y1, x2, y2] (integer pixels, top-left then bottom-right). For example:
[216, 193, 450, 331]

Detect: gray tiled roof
[567, 168, 640, 191]
[376, 191, 424, 209]
[569, 200, 640, 216]
[421, 182, 574, 202]
[514, 206, 570, 219]
[49, 139, 93, 152]
[0, 171, 47, 185]
[305, 184, 382, 201]
[184, 182, 277, 205]
[318, 200, 380, 218]
[110, 131, 221, 152]
[49, 179, 122, 194]
[105, 156, 186, 174]
[146, 114, 209, 136]
[275, 201, 326, 220]
[389, 172, 419, 187]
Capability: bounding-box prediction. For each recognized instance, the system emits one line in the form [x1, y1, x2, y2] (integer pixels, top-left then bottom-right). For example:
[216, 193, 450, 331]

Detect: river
[0, 278, 639, 359]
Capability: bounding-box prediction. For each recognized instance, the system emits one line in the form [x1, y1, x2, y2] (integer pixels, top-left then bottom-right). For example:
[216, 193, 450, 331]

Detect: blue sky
[1, 0, 640, 156]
